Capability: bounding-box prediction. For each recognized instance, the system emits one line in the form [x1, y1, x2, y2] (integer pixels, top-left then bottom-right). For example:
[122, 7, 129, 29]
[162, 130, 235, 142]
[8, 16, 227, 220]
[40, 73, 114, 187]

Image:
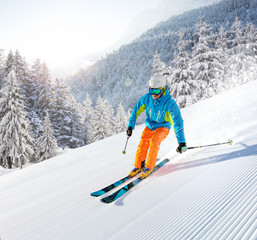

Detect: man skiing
[127, 74, 187, 178]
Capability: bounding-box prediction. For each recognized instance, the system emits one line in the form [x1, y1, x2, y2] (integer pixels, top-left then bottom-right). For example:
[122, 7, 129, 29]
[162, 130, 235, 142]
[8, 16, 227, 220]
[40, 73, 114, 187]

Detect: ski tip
[90, 190, 105, 197]
[162, 159, 170, 164]
[90, 193, 100, 197]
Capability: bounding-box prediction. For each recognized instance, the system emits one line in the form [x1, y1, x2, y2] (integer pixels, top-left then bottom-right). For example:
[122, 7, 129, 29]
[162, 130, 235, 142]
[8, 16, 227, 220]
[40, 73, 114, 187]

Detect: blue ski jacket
[128, 86, 186, 144]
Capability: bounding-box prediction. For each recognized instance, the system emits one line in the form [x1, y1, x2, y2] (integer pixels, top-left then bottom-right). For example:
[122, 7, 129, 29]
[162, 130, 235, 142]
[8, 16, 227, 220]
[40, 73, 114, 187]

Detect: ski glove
[176, 142, 187, 154]
[127, 127, 133, 137]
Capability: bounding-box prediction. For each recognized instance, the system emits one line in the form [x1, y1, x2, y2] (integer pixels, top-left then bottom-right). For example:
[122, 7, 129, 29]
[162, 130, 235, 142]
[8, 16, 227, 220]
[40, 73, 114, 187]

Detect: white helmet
[149, 74, 166, 88]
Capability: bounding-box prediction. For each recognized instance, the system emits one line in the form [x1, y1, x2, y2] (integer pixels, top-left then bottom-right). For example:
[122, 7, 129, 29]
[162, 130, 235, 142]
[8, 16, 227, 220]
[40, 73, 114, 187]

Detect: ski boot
[129, 167, 142, 177]
[140, 167, 152, 179]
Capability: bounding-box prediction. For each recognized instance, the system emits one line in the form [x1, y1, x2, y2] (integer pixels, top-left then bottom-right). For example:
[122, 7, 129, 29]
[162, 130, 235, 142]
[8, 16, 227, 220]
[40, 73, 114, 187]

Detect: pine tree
[31, 60, 52, 120]
[245, 22, 257, 57]
[38, 63, 52, 117]
[51, 79, 84, 148]
[4, 50, 15, 76]
[29, 110, 43, 142]
[0, 70, 34, 168]
[14, 50, 33, 109]
[151, 51, 166, 76]
[36, 112, 58, 162]
[215, 25, 230, 90]
[89, 96, 114, 143]
[167, 31, 196, 108]
[30, 59, 43, 115]
[244, 22, 257, 82]
[50, 78, 65, 144]
[123, 66, 134, 85]
[228, 16, 245, 85]
[0, 49, 5, 87]
[191, 18, 224, 99]
[0, 49, 5, 107]
[68, 95, 84, 148]
[115, 103, 129, 134]
[228, 16, 256, 86]
[82, 93, 94, 144]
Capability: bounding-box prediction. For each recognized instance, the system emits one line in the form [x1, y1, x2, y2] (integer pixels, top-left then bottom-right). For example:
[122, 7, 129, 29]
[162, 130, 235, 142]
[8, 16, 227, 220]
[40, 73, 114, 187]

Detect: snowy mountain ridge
[0, 80, 257, 239]
[101, 0, 221, 55]
[68, 0, 257, 113]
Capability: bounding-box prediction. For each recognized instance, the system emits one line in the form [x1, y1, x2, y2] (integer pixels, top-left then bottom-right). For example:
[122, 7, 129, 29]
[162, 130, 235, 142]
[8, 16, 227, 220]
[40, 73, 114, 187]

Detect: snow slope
[0, 81, 257, 240]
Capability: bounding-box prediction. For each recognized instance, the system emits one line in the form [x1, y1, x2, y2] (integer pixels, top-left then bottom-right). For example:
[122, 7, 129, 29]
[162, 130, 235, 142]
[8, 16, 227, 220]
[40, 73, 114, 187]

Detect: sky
[0, 0, 162, 76]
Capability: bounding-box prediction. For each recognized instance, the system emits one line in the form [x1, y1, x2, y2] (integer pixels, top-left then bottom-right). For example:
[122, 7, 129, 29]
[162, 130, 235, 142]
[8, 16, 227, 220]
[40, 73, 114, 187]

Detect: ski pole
[122, 136, 130, 154]
[187, 139, 233, 150]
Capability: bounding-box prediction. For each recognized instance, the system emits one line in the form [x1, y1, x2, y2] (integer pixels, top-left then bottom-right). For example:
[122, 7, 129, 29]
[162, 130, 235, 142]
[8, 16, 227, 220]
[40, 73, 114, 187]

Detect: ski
[90, 174, 138, 197]
[90, 159, 160, 197]
[100, 159, 169, 204]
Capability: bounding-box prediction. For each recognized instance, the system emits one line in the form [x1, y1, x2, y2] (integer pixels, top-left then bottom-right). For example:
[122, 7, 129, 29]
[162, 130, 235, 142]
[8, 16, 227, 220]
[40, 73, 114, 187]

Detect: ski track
[107, 156, 257, 240]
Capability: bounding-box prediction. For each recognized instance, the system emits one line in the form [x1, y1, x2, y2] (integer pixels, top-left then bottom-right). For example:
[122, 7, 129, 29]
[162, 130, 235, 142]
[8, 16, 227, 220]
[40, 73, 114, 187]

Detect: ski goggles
[149, 87, 163, 95]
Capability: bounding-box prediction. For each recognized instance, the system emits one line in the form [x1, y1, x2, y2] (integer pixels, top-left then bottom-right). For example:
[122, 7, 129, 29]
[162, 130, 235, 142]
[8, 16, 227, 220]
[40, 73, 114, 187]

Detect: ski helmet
[149, 74, 166, 89]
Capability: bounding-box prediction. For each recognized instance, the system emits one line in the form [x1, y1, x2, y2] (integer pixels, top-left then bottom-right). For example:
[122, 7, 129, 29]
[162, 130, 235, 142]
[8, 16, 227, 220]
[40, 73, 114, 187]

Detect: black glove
[127, 126, 133, 137]
[176, 142, 187, 154]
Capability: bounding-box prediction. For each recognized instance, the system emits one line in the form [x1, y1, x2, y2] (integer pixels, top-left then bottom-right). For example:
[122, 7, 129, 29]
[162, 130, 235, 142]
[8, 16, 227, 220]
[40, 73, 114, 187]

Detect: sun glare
[24, 21, 120, 68]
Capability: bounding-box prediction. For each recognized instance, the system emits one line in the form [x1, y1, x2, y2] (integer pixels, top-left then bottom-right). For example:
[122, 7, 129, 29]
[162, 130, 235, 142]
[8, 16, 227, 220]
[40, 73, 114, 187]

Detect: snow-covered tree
[215, 25, 230, 90]
[31, 60, 52, 120]
[50, 78, 65, 143]
[122, 66, 134, 84]
[151, 51, 166, 76]
[0, 49, 5, 86]
[82, 93, 94, 144]
[89, 96, 114, 143]
[245, 22, 257, 57]
[51, 79, 84, 148]
[0, 70, 34, 168]
[167, 31, 196, 108]
[115, 103, 129, 134]
[228, 17, 256, 86]
[0, 49, 5, 103]
[36, 112, 58, 162]
[191, 18, 224, 99]
[38, 63, 52, 115]
[14, 50, 33, 108]
[4, 50, 15, 76]
[68, 95, 84, 148]
[29, 110, 43, 141]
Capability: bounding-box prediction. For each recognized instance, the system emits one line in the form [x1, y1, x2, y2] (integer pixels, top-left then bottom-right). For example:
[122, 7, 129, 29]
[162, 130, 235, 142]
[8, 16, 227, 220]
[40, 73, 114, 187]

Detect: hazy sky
[0, 0, 162, 72]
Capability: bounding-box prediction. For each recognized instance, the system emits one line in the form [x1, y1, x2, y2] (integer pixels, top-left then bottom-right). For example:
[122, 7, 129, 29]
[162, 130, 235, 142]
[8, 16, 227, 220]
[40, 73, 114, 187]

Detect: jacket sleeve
[128, 95, 147, 129]
[166, 99, 186, 144]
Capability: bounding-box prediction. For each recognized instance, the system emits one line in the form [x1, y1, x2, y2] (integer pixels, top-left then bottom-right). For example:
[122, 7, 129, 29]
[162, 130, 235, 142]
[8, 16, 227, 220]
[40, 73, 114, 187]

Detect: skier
[127, 74, 187, 178]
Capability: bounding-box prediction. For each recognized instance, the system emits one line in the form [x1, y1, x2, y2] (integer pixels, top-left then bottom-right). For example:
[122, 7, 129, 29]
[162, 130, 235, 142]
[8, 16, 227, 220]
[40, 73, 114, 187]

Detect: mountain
[67, 0, 257, 112]
[0, 80, 256, 239]
[93, 0, 221, 57]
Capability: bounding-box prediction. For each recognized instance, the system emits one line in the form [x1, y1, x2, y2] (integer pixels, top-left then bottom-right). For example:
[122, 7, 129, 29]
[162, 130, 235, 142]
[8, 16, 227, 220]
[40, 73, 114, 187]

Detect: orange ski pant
[134, 127, 169, 170]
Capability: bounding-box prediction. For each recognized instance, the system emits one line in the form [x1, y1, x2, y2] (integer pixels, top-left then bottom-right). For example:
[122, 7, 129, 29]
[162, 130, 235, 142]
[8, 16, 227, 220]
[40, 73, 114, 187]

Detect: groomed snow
[0, 81, 257, 240]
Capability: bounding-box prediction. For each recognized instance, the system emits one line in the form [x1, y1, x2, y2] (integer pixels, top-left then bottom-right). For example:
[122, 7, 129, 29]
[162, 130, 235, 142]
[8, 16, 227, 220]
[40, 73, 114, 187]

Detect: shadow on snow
[161, 143, 257, 176]
[114, 143, 257, 206]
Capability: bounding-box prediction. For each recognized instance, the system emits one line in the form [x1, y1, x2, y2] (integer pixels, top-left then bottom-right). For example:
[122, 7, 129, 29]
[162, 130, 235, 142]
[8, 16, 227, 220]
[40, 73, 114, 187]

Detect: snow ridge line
[163, 160, 255, 240]
[163, 159, 256, 240]
[149, 159, 254, 240]
[180, 167, 256, 239]
[204, 181, 257, 239]
[107, 158, 256, 240]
